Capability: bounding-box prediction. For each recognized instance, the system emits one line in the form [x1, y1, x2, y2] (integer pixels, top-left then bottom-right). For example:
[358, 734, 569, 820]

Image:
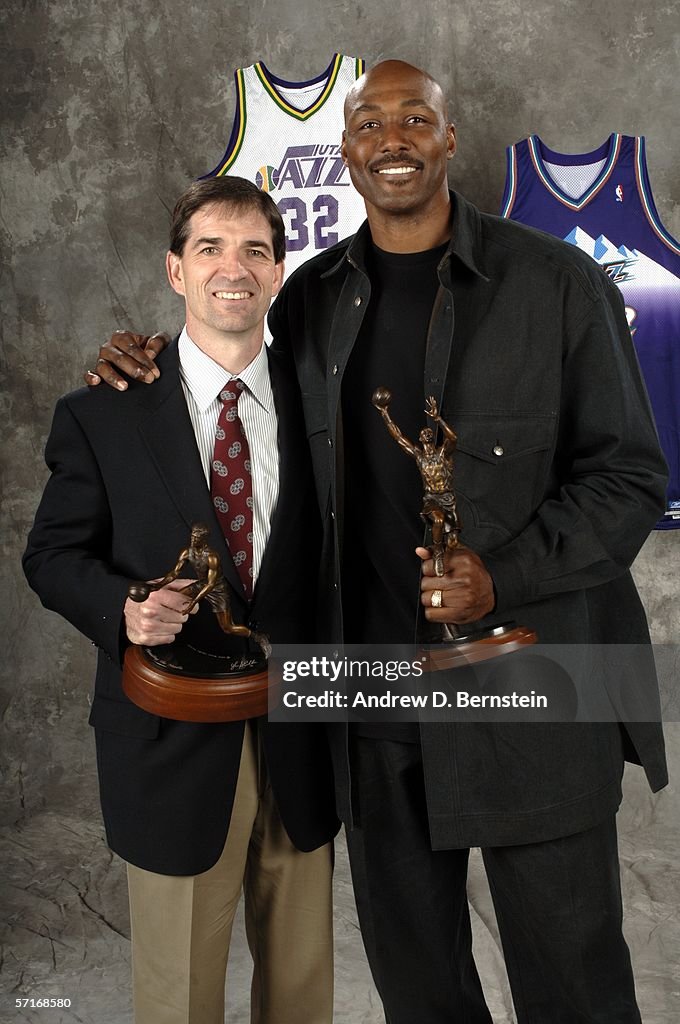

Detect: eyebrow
[243, 238, 273, 252]
[351, 98, 436, 114]
[190, 236, 274, 253]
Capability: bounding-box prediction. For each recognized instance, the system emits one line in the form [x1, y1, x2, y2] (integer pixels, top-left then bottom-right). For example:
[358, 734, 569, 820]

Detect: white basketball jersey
[204, 53, 367, 279]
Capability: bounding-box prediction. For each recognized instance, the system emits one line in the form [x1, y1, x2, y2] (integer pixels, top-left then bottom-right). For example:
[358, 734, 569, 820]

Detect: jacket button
[332, 364, 339, 375]
[331, 511, 336, 520]
[354, 296, 362, 307]
[493, 445, 504, 456]
[328, 438, 333, 448]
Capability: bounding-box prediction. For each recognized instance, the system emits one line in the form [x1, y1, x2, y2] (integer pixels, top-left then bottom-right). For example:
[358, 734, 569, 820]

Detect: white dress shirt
[178, 327, 280, 586]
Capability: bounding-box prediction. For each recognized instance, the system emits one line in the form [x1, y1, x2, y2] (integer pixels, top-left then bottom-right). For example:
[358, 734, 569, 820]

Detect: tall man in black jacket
[24, 177, 338, 1024]
[88, 62, 668, 1024]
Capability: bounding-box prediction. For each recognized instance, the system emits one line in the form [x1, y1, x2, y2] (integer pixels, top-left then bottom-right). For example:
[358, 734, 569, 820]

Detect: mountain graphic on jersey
[502, 134, 680, 528]
[565, 226, 680, 291]
[203, 54, 366, 279]
[564, 226, 680, 326]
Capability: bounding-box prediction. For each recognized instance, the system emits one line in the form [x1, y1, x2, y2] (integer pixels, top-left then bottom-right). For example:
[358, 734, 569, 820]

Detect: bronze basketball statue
[122, 523, 276, 721]
[372, 388, 536, 667]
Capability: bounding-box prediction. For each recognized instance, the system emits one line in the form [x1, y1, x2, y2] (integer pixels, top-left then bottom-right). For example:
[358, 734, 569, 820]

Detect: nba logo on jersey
[502, 133, 680, 530]
[203, 54, 367, 280]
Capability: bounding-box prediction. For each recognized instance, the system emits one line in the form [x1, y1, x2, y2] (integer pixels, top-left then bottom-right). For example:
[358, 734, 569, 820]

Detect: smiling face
[166, 201, 284, 357]
[342, 61, 456, 222]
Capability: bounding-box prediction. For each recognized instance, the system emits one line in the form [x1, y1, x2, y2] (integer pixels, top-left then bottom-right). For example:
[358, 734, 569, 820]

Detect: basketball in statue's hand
[372, 386, 392, 408]
[128, 582, 151, 603]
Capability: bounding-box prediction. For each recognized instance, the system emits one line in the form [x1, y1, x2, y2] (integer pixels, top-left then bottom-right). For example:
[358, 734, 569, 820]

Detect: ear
[271, 258, 285, 297]
[341, 129, 348, 166]
[166, 251, 186, 296]
[446, 123, 457, 160]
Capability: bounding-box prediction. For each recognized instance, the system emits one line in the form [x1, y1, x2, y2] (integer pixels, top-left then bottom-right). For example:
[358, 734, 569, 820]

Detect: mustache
[369, 156, 424, 172]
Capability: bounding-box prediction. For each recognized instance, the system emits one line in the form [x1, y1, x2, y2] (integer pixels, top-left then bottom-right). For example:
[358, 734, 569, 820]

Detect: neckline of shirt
[178, 327, 273, 414]
[369, 239, 450, 267]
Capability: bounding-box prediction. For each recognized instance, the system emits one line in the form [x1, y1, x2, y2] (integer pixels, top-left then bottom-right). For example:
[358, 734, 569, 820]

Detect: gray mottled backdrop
[2, 1, 679, 1022]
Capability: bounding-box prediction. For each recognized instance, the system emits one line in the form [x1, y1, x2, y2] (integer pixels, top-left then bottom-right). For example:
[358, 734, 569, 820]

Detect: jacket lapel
[136, 340, 246, 604]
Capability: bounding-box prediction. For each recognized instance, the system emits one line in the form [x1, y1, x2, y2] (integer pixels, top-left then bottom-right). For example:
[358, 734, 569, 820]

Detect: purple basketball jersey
[502, 133, 680, 529]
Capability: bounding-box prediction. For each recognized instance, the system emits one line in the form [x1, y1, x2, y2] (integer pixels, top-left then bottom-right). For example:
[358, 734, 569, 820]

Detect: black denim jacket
[270, 191, 668, 841]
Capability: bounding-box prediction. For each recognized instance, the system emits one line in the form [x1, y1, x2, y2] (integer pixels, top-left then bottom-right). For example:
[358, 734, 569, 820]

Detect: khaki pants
[127, 722, 333, 1024]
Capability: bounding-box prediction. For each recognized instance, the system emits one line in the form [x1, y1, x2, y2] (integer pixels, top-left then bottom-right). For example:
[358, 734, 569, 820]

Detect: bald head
[344, 60, 449, 125]
[340, 59, 456, 243]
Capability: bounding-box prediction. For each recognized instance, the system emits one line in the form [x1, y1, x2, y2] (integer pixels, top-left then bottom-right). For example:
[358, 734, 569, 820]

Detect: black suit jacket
[24, 340, 339, 874]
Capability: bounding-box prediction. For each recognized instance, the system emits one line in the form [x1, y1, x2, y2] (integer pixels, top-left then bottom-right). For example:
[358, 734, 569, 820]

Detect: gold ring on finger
[431, 589, 443, 608]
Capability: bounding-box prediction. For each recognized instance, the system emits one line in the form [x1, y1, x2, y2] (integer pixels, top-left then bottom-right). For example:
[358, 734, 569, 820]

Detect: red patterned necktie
[211, 379, 253, 597]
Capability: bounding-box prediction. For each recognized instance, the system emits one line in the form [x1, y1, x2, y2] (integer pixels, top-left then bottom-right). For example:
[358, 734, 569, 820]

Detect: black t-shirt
[341, 239, 447, 642]
[341, 240, 447, 741]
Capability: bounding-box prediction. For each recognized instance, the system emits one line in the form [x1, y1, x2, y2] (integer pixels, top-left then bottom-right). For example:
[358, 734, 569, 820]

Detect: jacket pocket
[89, 694, 160, 739]
[451, 413, 556, 544]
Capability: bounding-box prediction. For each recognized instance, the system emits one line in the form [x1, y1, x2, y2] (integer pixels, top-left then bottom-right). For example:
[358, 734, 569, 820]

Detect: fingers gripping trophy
[123, 523, 275, 721]
[128, 523, 271, 657]
[372, 388, 537, 667]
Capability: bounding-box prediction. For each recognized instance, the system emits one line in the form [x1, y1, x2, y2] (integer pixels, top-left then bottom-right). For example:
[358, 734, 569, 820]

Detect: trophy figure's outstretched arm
[372, 387, 419, 459]
[425, 396, 457, 453]
[127, 547, 192, 603]
[152, 549, 191, 590]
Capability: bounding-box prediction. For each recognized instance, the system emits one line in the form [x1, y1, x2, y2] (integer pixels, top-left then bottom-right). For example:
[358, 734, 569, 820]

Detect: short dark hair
[169, 176, 286, 263]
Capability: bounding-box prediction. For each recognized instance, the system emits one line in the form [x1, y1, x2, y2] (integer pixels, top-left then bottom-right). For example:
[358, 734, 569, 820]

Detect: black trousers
[346, 736, 641, 1024]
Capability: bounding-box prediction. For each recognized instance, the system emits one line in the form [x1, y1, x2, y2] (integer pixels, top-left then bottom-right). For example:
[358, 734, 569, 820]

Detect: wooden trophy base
[421, 622, 538, 671]
[122, 643, 279, 722]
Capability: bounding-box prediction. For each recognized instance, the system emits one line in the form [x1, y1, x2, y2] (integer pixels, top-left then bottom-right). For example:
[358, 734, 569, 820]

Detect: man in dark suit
[23, 176, 338, 1024]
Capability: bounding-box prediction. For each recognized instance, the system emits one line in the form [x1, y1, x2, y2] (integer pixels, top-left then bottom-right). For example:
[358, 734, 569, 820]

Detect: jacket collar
[322, 190, 490, 283]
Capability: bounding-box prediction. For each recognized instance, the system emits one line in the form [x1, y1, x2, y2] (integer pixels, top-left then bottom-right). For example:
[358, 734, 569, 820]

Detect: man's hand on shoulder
[84, 330, 170, 390]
